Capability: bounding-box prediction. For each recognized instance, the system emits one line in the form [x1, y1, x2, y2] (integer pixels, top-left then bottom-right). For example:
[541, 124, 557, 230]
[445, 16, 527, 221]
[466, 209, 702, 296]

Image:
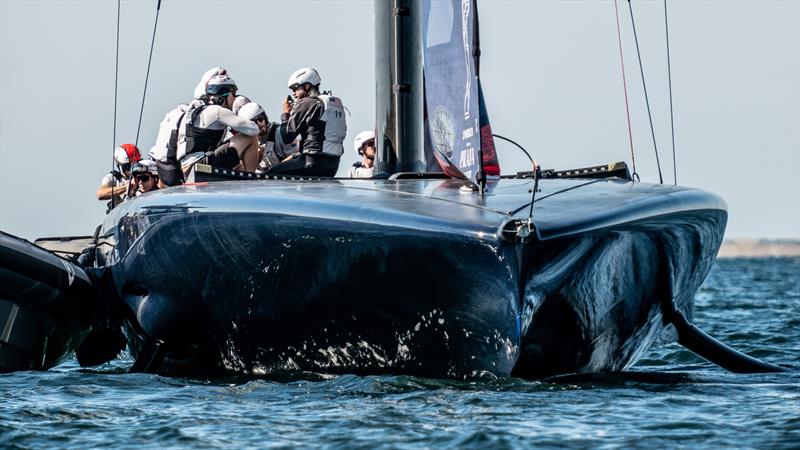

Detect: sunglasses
[135, 175, 152, 182]
[254, 116, 267, 123]
[120, 163, 131, 173]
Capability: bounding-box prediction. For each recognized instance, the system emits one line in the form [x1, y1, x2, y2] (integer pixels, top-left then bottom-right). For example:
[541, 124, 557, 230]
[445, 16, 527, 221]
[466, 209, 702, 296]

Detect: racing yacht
[0, 0, 781, 377]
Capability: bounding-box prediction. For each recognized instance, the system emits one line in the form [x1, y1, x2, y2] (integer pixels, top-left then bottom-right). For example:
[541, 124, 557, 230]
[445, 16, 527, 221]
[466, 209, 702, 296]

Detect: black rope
[135, 0, 162, 147]
[664, 0, 677, 185]
[491, 133, 539, 222]
[527, 166, 540, 222]
[627, 0, 663, 184]
[111, 0, 121, 210]
[492, 133, 536, 171]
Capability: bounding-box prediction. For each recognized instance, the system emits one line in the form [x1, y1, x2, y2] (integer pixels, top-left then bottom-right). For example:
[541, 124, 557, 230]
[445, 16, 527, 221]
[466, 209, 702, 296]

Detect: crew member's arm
[217, 107, 258, 136]
[96, 174, 126, 200]
[277, 98, 322, 149]
[127, 177, 140, 198]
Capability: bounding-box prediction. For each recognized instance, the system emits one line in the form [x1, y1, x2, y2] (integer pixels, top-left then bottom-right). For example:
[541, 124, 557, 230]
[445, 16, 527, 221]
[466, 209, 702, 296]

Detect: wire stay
[627, 0, 664, 184]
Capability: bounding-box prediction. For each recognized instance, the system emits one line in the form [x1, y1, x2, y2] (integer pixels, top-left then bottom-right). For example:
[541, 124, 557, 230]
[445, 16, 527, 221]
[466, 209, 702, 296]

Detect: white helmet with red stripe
[114, 143, 142, 166]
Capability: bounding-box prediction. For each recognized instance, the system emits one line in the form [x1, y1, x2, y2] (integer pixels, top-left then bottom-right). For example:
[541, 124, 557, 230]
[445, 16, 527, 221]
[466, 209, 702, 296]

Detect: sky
[1, 0, 798, 241]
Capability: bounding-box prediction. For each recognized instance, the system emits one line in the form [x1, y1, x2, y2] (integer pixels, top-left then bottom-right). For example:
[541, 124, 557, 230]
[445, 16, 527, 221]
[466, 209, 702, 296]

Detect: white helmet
[206, 75, 238, 96]
[232, 95, 251, 115]
[354, 130, 376, 155]
[238, 102, 266, 121]
[131, 159, 158, 177]
[194, 67, 227, 99]
[140, 159, 158, 176]
[114, 143, 142, 166]
[287, 68, 321, 89]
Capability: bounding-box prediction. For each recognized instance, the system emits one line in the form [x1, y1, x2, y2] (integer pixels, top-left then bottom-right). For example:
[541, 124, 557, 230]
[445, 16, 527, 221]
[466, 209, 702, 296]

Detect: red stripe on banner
[480, 124, 500, 176]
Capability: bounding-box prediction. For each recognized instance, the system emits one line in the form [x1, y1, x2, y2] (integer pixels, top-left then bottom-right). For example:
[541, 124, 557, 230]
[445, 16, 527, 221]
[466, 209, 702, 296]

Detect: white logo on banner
[431, 106, 456, 158]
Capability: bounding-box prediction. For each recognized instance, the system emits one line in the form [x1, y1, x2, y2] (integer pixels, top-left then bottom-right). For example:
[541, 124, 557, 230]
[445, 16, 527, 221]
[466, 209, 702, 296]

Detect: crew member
[96, 143, 141, 212]
[177, 75, 260, 172]
[151, 67, 231, 184]
[237, 102, 298, 170]
[126, 160, 160, 198]
[267, 68, 346, 177]
[348, 130, 376, 178]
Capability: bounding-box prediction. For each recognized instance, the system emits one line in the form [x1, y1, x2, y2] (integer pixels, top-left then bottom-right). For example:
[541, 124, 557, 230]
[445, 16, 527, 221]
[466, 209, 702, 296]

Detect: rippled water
[2, 258, 798, 448]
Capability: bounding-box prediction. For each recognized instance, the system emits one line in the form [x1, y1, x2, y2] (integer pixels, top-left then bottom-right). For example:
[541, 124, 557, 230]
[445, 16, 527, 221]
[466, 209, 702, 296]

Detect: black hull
[0, 233, 98, 371]
[514, 210, 725, 377]
[116, 212, 520, 377]
[95, 177, 727, 378]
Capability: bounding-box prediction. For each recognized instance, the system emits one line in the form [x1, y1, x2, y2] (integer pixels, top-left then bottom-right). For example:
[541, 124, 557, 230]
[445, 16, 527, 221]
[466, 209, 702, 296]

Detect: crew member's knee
[230, 134, 257, 157]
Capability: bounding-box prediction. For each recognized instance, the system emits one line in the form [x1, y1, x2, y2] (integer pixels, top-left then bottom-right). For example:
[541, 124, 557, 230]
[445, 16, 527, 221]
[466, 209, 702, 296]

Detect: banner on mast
[423, 0, 499, 189]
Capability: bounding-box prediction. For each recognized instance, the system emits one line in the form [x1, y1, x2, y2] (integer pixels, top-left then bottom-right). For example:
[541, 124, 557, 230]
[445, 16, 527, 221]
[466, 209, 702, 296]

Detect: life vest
[156, 107, 188, 186]
[165, 109, 187, 162]
[183, 104, 226, 157]
[153, 106, 190, 186]
[318, 94, 346, 157]
[148, 104, 188, 162]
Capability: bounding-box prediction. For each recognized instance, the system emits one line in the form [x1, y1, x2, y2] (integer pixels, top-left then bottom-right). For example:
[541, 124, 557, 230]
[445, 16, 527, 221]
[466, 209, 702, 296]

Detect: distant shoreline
[717, 239, 800, 258]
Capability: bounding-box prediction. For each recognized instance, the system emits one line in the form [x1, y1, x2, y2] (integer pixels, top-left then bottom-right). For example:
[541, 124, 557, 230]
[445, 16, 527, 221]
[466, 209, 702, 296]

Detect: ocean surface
[1, 257, 798, 449]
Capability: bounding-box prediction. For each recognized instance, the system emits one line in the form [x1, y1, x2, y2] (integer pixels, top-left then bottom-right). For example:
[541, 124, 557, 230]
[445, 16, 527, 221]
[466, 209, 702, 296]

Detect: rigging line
[527, 166, 540, 223]
[111, 0, 121, 210]
[135, 0, 162, 147]
[627, 0, 664, 184]
[492, 133, 536, 171]
[664, 0, 677, 185]
[613, 0, 638, 180]
[491, 133, 539, 223]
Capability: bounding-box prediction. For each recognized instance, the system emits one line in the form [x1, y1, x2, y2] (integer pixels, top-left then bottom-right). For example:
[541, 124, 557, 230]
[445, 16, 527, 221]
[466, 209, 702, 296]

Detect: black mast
[374, 0, 425, 175]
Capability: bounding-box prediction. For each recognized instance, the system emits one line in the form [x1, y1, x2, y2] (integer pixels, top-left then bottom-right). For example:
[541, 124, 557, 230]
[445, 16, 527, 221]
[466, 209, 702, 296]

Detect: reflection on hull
[118, 212, 519, 377]
[92, 177, 727, 378]
[515, 210, 725, 378]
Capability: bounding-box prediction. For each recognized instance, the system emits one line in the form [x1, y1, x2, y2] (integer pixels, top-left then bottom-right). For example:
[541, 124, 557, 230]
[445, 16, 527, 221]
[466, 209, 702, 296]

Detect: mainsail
[422, 0, 500, 190]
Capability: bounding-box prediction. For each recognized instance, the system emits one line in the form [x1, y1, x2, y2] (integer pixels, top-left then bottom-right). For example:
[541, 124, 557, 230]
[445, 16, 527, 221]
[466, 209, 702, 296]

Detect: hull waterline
[92, 177, 728, 378]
